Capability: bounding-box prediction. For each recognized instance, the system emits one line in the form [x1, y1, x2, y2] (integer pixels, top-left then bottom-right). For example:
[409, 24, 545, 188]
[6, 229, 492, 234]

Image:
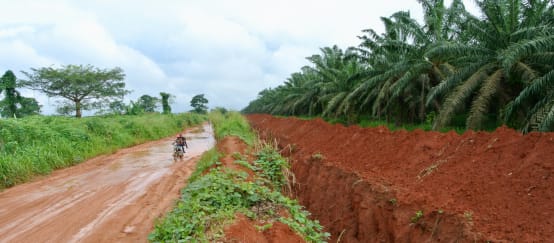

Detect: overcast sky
[0, 0, 480, 115]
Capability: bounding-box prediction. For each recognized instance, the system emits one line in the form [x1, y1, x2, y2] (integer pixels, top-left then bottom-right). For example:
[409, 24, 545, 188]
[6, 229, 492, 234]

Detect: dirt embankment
[247, 114, 554, 242]
[218, 136, 305, 243]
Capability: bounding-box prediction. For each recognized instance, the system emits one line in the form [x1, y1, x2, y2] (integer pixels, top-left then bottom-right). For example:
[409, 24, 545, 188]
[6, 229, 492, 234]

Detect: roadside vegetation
[149, 111, 329, 242]
[0, 113, 205, 188]
[243, 0, 554, 133]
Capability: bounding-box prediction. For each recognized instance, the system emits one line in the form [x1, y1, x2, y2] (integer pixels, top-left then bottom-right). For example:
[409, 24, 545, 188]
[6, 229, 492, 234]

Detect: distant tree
[160, 92, 172, 114]
[0, 70, 41, 118]
[55, 101, 75, 116]
[21, 65, 129, 118]
[211, 106, 228, 115]
[108, 100, 127, 115]
[136, 94, 160, 113]
[8, 97, 41, 117]
[125, 100, 144, 115]
[0, 70, 19, 117]
[190, 94, 208, 114]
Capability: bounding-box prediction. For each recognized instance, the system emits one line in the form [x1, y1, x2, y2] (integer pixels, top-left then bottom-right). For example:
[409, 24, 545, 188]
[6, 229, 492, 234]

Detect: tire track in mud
[0, 123, 215, 243]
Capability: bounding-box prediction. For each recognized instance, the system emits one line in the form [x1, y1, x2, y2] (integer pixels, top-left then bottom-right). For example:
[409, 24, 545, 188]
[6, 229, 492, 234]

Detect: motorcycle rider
[174, 134, 188, 153]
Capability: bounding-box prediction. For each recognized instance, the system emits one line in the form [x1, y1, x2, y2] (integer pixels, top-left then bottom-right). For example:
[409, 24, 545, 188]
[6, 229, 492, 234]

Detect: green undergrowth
[149, 111, 329, 242]
[209, 111, 256, 145]
[0, 113, 205, 188]
[282, 115, 467, 134]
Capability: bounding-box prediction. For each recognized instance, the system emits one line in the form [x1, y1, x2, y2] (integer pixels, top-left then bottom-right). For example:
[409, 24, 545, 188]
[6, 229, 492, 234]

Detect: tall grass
[0, 113, 206, 189]
[209, 111, 256, 145]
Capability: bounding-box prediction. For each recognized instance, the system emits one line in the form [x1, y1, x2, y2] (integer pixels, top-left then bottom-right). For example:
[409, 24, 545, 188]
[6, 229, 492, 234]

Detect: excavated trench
[247, 114, 554, 242]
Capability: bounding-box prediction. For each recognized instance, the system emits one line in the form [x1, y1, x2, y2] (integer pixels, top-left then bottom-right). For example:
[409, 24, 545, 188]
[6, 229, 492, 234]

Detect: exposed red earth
[247, 114, 554, 242]
[0, 124, 214, 243]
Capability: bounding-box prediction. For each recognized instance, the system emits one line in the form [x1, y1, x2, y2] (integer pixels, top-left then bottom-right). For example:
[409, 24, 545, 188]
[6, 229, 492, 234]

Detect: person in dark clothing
[174, 134, 188, 153]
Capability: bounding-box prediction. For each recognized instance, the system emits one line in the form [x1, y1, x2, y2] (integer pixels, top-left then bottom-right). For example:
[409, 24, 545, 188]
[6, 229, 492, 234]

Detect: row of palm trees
[243, 0, 554, 132]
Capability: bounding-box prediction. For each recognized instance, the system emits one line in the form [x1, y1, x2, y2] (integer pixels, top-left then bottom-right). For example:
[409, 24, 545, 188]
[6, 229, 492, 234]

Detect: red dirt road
[0, 124, 214, 243]
[248, 114, 554, 242]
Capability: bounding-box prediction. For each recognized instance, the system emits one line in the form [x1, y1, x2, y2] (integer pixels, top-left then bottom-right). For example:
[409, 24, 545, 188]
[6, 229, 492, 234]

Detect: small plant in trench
[234, 159, 258, 171]
[411, 210, 424, 223]
[255, 223, 273, 231]
[254, 143, 290, 189]
[231, 152, 244, 160]
[311, 152, 324, 160]
[464, 211, 473, 221]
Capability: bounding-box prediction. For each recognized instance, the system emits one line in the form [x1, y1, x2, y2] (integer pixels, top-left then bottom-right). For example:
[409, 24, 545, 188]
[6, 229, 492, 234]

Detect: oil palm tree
[305, 46, 366, 121]
[352, 0, 469, 123]
[427, 0, 554, 130]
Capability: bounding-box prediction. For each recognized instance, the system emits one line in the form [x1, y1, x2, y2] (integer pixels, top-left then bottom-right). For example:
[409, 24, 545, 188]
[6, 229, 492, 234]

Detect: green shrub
[209, 111, 256, 145]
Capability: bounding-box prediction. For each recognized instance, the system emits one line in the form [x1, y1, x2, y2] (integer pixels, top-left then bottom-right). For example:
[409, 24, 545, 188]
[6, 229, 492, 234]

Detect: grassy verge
[149, 111, 329, 242]
[209, 111, 256, 145]
[0, 113, 206, 188]
[280, 115, 467, 134]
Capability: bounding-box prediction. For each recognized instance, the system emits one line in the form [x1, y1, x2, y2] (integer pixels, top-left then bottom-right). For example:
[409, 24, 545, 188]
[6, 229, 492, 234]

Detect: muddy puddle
[0, 123, 215, 243]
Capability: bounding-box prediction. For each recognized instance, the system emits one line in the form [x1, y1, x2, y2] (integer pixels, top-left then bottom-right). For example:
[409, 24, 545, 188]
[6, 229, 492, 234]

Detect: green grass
[149, 111, 329, 243]
[253, 143, 289, 189]
[277, 114, 467, 134]
[0, 113, 206, 188]
[209, 111, 256, 145]
[188, 148, 220, 183]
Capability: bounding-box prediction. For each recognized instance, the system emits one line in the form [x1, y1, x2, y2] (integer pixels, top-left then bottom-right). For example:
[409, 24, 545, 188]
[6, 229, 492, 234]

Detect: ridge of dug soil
[217, 136, 306, 242]
[247, 114, 554, 242]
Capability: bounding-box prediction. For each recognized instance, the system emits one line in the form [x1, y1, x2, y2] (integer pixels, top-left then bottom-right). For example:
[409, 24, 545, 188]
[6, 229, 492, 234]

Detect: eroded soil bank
[247, 114, 554, 242]
[0, 124, 215, 243]
[218, 136, 306, 242]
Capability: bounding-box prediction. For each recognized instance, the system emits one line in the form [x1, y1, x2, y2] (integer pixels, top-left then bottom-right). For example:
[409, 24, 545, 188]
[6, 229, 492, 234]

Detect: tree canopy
[21, 65, 129, 118]
[190, 94, 208, 114]
[160, 92, 173, 114]
[136, 94, 160, 113]
[0, 70, 41, 118]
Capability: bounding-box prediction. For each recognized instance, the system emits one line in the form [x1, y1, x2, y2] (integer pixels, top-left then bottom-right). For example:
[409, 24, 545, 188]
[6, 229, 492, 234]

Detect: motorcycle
[173, 145, 184, 162]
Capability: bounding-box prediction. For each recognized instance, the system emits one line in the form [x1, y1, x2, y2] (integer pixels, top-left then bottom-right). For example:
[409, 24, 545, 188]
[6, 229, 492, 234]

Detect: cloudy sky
[0, 0, 479, 115]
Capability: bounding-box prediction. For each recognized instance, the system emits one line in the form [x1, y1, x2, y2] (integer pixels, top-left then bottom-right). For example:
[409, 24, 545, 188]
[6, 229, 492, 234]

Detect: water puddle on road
[0, 123, 215, 243]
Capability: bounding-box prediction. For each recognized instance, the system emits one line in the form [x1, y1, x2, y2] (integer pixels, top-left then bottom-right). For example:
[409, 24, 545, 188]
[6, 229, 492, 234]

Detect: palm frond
[426, 42, 490, 61]
[505, 69, 554, 121]
[514, 62, 539, 82]
[501, 35, 554, 72]
[466, 69, 503, 130]
[426, 62, 489, 106]
[323, 92, 348, 117]
[390, 62, 430, 99]
[433, 67, 488, 129]
[372, 78, 395, 116]
[538, 101, 554, 131]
